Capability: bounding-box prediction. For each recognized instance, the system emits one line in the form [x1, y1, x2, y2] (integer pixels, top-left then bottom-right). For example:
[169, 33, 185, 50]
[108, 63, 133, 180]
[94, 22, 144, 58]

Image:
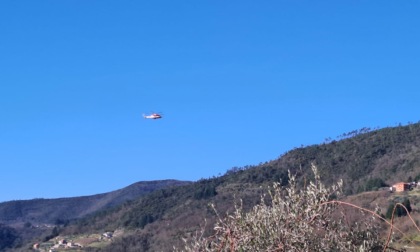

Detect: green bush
[385, 198, 412, 219]
[364, 178, 388, 192]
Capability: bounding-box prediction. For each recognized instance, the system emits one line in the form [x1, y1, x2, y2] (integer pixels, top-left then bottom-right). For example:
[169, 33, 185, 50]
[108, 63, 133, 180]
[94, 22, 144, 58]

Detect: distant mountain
[0, 180, 191, 226]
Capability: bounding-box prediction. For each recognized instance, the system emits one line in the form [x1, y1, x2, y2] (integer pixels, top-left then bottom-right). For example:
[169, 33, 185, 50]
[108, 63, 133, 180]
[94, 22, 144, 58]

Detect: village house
[390, 182, 411, 192]
[33, 243, 40, 250]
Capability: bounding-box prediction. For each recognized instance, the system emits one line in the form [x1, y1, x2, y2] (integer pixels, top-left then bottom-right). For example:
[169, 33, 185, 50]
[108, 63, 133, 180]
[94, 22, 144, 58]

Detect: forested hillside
[273, 123, 420, 194]
[6, 122, 420, 251]
[0, 180, 190, 225]
[44, 122, 420, 252]
[0, 180, 190, 251]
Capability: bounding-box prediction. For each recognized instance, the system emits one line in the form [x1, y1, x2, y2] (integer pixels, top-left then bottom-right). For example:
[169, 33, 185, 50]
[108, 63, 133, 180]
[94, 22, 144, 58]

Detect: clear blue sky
[1, 1, 419, 202]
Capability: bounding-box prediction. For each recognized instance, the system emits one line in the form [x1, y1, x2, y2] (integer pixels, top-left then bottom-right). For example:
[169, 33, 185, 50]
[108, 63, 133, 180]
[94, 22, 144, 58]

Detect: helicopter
[143, 113, 162, 120]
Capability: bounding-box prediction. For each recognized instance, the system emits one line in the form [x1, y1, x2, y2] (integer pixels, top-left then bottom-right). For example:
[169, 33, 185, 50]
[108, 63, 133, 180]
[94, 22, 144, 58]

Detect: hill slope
[7, 122, 420, 251]
[48, 122, 420, 251]
[0, 180, 191, 226]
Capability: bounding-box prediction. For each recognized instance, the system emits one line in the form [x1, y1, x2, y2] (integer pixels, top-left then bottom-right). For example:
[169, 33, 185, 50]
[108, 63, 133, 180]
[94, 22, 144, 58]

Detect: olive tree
[178, 165, 401, 252]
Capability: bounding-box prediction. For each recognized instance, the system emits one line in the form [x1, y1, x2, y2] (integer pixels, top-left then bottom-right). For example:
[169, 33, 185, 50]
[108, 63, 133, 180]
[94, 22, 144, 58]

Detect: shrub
[364, 178, 388, 192]
[386, 198, 412, 219]
[177, 165, 400, 251]
[0, 224, 21, 250]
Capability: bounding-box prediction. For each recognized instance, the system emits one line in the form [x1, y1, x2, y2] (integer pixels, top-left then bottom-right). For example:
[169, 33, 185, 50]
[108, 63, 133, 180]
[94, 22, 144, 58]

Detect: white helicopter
[143, 113, 162, 120]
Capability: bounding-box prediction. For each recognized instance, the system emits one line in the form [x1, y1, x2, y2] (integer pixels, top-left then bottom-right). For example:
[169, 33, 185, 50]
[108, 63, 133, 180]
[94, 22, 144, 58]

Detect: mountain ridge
[3, 121, 420, 251]
[0, 179, 191, 226]
[59, 122, 420, 251]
